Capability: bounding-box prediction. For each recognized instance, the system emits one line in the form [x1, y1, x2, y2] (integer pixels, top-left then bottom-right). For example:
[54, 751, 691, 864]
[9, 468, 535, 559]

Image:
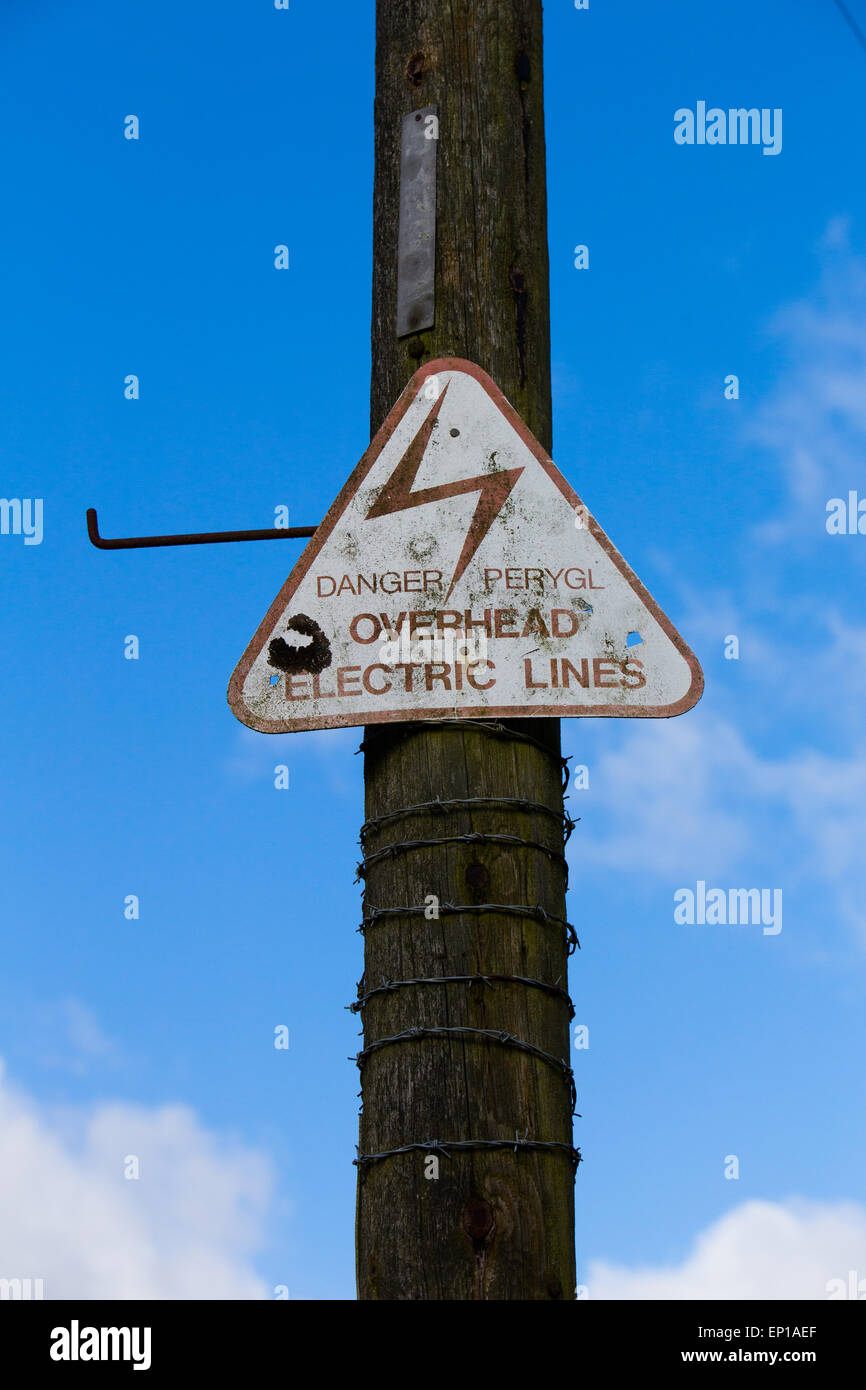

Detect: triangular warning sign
[228, 359, 703, 732]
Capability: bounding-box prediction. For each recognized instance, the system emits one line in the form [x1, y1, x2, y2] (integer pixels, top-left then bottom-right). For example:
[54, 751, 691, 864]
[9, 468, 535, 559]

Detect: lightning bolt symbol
[365, 382, 524, 601]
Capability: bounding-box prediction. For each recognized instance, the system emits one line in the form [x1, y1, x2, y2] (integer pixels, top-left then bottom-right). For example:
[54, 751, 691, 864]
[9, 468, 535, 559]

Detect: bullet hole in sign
[268, 615, 332, 674]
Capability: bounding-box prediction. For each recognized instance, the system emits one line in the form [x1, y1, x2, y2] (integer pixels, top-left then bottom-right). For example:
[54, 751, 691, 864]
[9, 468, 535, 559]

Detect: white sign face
[228, 359, 703, 732]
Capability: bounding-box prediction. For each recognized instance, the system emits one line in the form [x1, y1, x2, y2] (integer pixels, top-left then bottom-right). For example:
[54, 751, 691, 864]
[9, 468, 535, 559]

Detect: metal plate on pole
[228, 359, 704, 733]
[396, 106, 437, 337]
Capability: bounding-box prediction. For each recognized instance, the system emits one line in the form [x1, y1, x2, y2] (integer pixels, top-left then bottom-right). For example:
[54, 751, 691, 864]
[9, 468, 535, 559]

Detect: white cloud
[586, 1199, 866, 1299]
[0, 1061, 274, 1299]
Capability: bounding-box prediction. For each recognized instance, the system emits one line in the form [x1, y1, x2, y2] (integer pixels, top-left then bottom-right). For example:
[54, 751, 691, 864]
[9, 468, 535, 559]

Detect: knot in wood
[462, 1194, 496, 1249]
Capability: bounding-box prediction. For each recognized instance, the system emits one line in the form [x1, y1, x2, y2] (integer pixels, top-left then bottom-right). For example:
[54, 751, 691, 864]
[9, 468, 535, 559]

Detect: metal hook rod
[86, 508, 318, 551]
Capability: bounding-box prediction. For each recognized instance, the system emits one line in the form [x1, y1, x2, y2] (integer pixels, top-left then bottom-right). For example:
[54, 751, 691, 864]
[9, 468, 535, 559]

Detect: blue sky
[2, 0, 866, 1300]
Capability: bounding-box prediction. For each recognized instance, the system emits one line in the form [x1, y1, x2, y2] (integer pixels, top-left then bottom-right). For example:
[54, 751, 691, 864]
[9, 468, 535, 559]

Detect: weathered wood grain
[357, 0, 576, 1300]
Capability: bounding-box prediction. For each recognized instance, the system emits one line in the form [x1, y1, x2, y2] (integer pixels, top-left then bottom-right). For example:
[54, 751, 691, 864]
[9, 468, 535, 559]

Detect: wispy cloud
[223, 724, 360, 797]
[747, 222, 866, 544]
[0, 996, 120, 1078]
[567, 232, 866, 948]
[567, 710, 866, 946]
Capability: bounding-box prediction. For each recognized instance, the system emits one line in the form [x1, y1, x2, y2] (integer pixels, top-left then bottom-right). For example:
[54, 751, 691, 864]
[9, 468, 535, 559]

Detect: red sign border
[228, 358, 704, 732]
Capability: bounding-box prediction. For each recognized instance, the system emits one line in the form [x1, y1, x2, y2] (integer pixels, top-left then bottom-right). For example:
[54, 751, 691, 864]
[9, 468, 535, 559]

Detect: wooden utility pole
[356, 0, 576, 1300]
